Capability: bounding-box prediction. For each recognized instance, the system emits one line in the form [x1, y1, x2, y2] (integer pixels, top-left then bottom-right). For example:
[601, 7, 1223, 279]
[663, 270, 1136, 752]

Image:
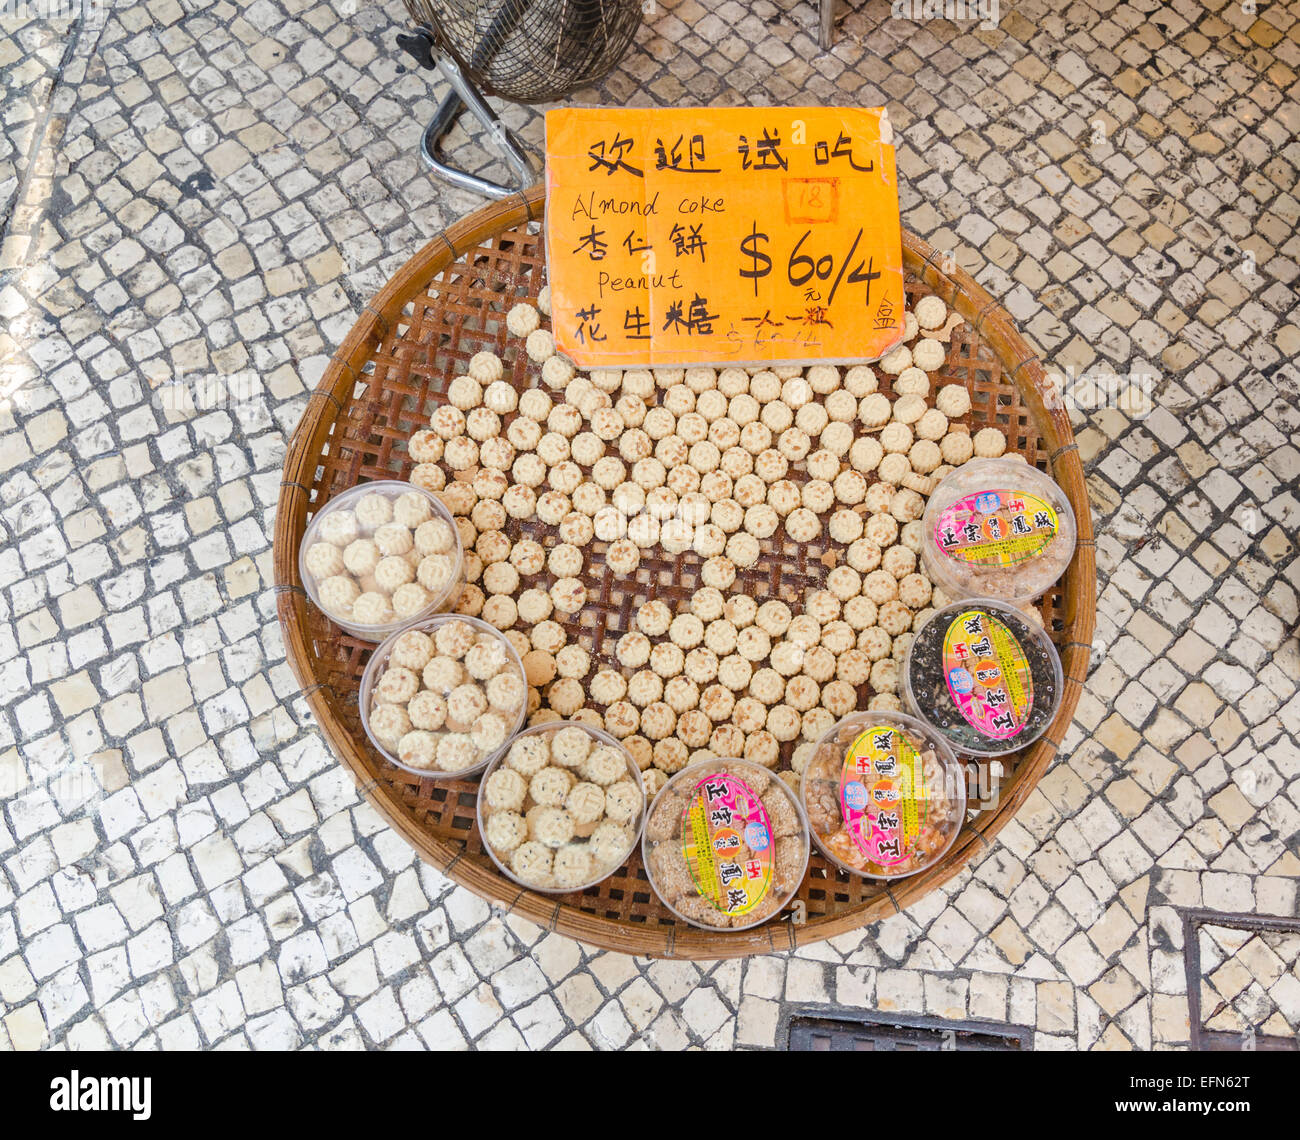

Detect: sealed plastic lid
[920, 458, 1077, 607]
[359, 614, 526, 778]
[477, 721, 644, 895]
[801, 710, 966, 880]
[299, 479, 465, 643]
[903, 598, 1063, 758]
[641, 757, 809, 932]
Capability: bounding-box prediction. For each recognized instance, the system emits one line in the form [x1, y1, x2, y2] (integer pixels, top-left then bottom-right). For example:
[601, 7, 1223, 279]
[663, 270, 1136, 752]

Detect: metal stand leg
[819, 0, 834, 50]
[399, 30, 540, 200]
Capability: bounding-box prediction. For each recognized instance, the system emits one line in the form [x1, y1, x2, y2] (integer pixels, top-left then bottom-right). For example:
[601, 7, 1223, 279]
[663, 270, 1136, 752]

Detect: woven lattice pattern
[283, 209, 1087, 944]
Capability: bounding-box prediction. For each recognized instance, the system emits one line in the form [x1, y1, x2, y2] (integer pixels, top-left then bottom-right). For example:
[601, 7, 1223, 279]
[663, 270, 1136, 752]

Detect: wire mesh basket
[397, 0, 643, 197]
[404, 0, 643, 102]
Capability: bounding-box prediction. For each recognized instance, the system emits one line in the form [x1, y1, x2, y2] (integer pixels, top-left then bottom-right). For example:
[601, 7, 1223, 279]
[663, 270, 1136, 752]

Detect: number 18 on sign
[544, 106, 905, 368]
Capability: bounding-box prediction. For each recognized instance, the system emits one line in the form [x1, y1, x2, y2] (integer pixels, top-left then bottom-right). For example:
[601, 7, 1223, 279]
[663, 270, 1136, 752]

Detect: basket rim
[272, 183, 1097, 961]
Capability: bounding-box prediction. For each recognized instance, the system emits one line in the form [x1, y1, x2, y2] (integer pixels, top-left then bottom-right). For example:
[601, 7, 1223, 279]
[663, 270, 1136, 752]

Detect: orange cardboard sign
[545, 106, 904, 368]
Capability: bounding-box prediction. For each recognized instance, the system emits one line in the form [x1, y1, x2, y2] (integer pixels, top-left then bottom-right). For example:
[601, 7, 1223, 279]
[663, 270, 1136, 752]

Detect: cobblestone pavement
[1, 0, 1298, 1052]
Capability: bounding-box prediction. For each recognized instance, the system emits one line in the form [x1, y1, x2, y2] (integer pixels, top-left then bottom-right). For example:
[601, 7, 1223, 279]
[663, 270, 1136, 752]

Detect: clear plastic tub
[920, 458, 1077, 608]
[476, 722, 644, 894]
[903, 598, 1063, 758]
[299, 479, 464, 642]
[642, 757, 809, 932]
[801, 710, 966, 879]
[359, 614, 526, 779]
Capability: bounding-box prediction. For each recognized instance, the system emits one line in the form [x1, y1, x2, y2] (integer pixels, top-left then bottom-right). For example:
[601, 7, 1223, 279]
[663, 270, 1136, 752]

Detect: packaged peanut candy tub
[903, 598, 1063, 758]
[921, 458, 1077, 608]
[642, 757, 809, 931]
[801, 711, 966, 879]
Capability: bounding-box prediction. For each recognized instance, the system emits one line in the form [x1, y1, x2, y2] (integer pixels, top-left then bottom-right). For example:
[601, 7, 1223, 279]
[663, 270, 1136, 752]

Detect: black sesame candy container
[902, 598, 1063, 758]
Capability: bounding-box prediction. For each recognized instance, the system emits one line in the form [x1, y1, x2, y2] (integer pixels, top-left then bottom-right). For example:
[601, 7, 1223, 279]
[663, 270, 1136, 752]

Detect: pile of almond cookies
[403, 287, 1006, 796]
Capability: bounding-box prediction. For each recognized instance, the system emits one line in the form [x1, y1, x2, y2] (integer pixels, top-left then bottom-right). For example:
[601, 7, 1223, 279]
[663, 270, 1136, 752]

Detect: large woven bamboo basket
[274, 184, 1096, 960]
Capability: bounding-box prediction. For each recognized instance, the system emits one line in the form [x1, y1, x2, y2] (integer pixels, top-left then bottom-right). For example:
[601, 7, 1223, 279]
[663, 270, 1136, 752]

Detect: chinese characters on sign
[545, 107, 905, 367]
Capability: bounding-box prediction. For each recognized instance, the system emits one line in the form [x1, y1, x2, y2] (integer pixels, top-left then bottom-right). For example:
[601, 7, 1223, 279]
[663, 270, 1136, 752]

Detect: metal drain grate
[788, 1011, 1031, 1051]
[1182, 908, 1300, 1051]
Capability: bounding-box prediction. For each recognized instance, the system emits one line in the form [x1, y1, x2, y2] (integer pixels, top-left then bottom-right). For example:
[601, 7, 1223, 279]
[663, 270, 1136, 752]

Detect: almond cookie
[909, 439, 942, 474]
[408, 459, 444, 494]
[701, 554, 738, 589]
[863, 569, 900, 604]
[850, 436, 883, 475]
[744, 730, 780, 768]
[717, 654, 753, 692]
[669, 613, 704, 650]
[858, 393, 892, 429]
[725, 595, 757, 628]
[806, 364, 840, 394]
[766, 705, 801, 743]
[725, 532, 760, 569]
[878, 453, 910, 486]
[650, 642, 685, 679]
[893, 367, 930, 397]
[616, 631, 651, 669]
[704, 618, 739, 656]
[940, 431, 975, 465]
[801, 479, 835, 515]
[785, 507, 821, 542]
[833, 469, 868, 506]
[890, 488, 926, 522]
[836, 648, 871, 685]
[640, 701, 677, 741]
[826, 565, 862, 601]
[914, 295, 947, 329]
[892, 394, 927, 426]
[877, 600, 913, 638]
[636, 600, 672, 637]
[878, 344, 911, 375]
[604, 701, 639, 738]
[897, 573, 932, 610]
[524, 328, 555, 363]
[795, 402, 828, 438]
[829, 508, 864, 545]
[879, 421, 913, 454]
[843, 595, 879, 631]
[935, 383, 972, 419]
[911, 338, 945, 372]
[690, 586, 726, 623]
[816, 421, 857, 454]
[806, 591, 842, 626]
[844, 365, 878, 397]
[973, 426, 1008, 457]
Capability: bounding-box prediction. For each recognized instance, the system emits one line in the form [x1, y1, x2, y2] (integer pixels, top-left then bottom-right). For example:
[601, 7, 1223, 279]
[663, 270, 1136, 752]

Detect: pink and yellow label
[943, 609, 1034, 740]
[934, 489, 1058, 567]
[839, 726, 925, 867]
[681, 773, 773, 915]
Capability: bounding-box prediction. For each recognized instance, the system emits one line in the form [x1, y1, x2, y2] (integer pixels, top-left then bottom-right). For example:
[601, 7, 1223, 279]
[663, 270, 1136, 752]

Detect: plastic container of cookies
[477, 722, 645, 894]
[902, 598, 1063, 758]
[359, 614, 526, 779]
[299, 480, 465, 642]
[642, 757, 809, 932]
[801, 710, 966, 880]
[920, 458, 1077, 609]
